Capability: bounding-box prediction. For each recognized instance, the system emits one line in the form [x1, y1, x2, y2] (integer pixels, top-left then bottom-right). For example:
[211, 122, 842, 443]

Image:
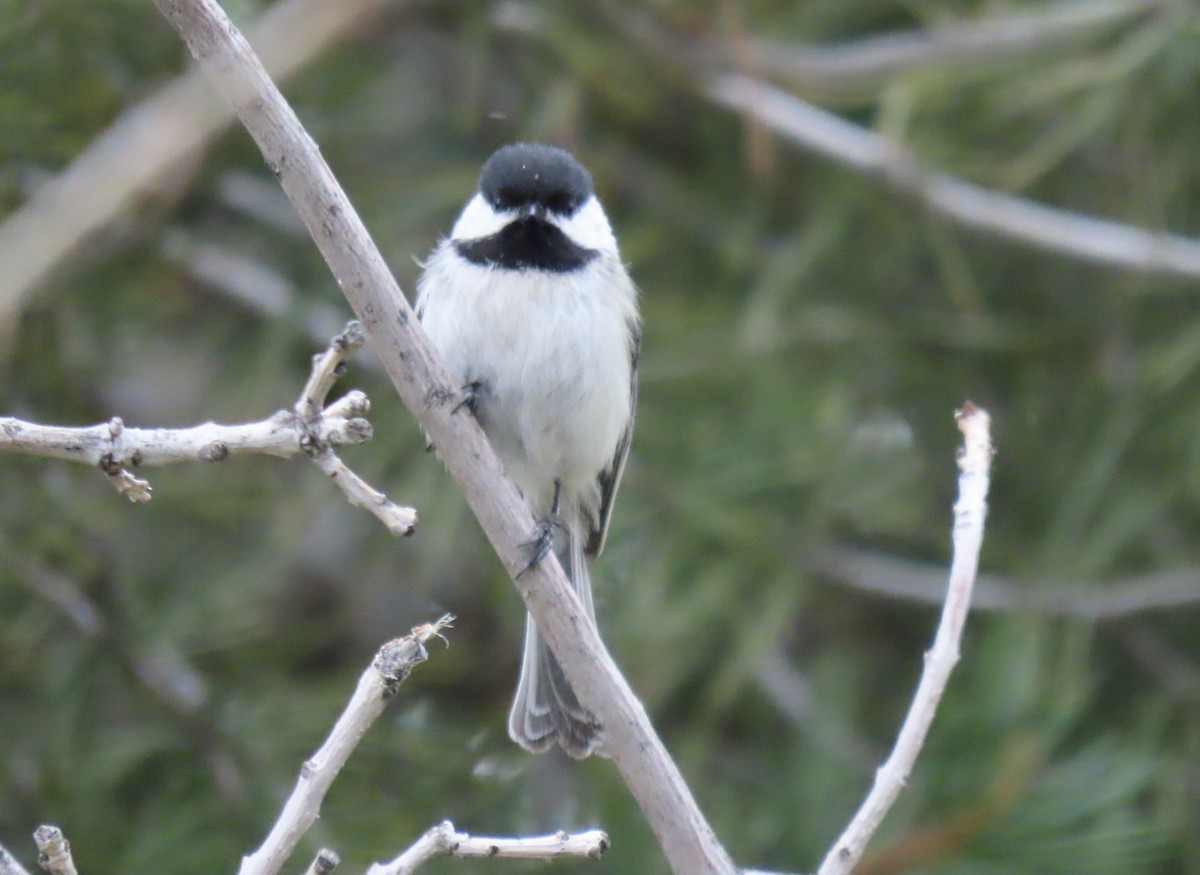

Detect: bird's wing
[585, 320, 641, 559]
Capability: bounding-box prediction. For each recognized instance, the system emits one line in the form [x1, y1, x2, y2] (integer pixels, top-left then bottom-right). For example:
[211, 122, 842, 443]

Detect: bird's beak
[521, 203, 546, 221]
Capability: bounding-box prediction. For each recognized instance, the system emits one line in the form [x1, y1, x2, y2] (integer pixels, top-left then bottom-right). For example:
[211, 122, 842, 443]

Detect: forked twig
[0, 322, 415, 535]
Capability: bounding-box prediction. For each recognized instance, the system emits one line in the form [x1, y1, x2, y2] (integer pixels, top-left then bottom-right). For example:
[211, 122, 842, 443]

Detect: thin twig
[305, 449, 414, 535]
[152, 2, 736, 873]
[366, 821, 609, 875]
[814, 546, 1200, 620]
[0, 0, 413, 329]
[816, 403, 993, 875]
[291, 323, 416, 534]
[0, 843, 32, 875]
[237, 616, 454, 875]
[298, 321, 365, 418]
[0, 322, 415, 535]
[707, 75, 1200, 283]
[301, 849, 339, 875]
[31, 828, 77, 875]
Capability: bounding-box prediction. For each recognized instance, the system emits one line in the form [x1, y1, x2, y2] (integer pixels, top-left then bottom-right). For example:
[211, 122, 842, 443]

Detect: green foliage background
[3, 1, 1200, 873]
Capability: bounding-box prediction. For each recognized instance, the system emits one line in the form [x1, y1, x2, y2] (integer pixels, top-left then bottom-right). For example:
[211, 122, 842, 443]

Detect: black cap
[478, 143, 594, 217]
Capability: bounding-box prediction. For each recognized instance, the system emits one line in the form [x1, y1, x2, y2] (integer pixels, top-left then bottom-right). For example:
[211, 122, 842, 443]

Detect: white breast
[416, 245, 637, 521]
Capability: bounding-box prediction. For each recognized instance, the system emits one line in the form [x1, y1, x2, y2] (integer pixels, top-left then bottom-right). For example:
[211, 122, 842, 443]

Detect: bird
[416, 142, 640, 759]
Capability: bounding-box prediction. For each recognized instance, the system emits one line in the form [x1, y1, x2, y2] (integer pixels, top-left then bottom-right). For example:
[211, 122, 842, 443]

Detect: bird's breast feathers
[417, 247, 637, 505]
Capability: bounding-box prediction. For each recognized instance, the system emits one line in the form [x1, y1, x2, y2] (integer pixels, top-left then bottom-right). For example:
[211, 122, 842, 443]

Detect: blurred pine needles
[2, 1, 1199, 872]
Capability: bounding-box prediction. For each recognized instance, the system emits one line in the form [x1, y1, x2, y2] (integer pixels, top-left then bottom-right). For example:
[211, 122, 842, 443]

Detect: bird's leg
[453, 379, 484, 415]
[423, 380, 484, 453]
[517, 477, 563, 578]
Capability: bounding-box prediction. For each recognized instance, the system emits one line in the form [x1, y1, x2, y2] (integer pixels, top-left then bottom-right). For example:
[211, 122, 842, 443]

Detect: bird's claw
[516, 517, 561, 578]
[453, 380, 484, 415]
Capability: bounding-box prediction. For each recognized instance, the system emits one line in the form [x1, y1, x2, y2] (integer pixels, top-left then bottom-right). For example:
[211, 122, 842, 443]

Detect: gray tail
[507, 529, 605, 759]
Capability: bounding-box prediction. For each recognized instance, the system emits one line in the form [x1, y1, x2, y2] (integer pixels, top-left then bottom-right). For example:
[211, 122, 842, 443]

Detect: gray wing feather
[585, 321, 640, 559]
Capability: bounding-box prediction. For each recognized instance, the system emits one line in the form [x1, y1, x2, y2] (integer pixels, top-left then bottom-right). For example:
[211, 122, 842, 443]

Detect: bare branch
[306, 449, 415, 535]
[815, 546, 1200, 620]
[0, 322, 415, 535]
[302, 849, 339, 875]
[238, 616, 454, 875]
[367, 821, 609, 875]
[299, 321, 365, 419]
[746, 0, 1166, 100]
[706, 74, 1200, 283]
[601, 0, 1163, 106]
[816, 403, 993, 875]
[293, 324, 417, 534]
[31, 828, 77, 875]
[0, 411, 348, 472]
[0, 843, 32, 875]
[0, 0, 413, 329]
[152, 2, 736, 873]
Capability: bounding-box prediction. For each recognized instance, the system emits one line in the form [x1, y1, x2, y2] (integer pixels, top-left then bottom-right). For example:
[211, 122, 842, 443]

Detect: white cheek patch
[451, 193, 518, 241]
[450, 193, 619, 257]
[552, 198, 619, 255]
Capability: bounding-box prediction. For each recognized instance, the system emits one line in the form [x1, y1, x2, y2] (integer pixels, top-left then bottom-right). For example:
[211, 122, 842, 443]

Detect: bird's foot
[453, 380, 484, 415]
[516, 516, 562, 578]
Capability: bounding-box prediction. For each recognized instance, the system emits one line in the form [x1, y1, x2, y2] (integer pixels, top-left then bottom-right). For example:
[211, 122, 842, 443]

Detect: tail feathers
[508, 531, 605, 759]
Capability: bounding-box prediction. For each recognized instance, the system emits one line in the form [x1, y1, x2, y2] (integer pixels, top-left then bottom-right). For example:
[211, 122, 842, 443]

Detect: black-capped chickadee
[417, 143, 640, 759]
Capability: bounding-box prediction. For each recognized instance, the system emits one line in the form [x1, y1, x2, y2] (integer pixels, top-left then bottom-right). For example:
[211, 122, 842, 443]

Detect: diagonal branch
[0, 322, 415, 535]
[238, 616, 454, 875]
[151, 2, 737, 873]
[706, 74, 1200, 283]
